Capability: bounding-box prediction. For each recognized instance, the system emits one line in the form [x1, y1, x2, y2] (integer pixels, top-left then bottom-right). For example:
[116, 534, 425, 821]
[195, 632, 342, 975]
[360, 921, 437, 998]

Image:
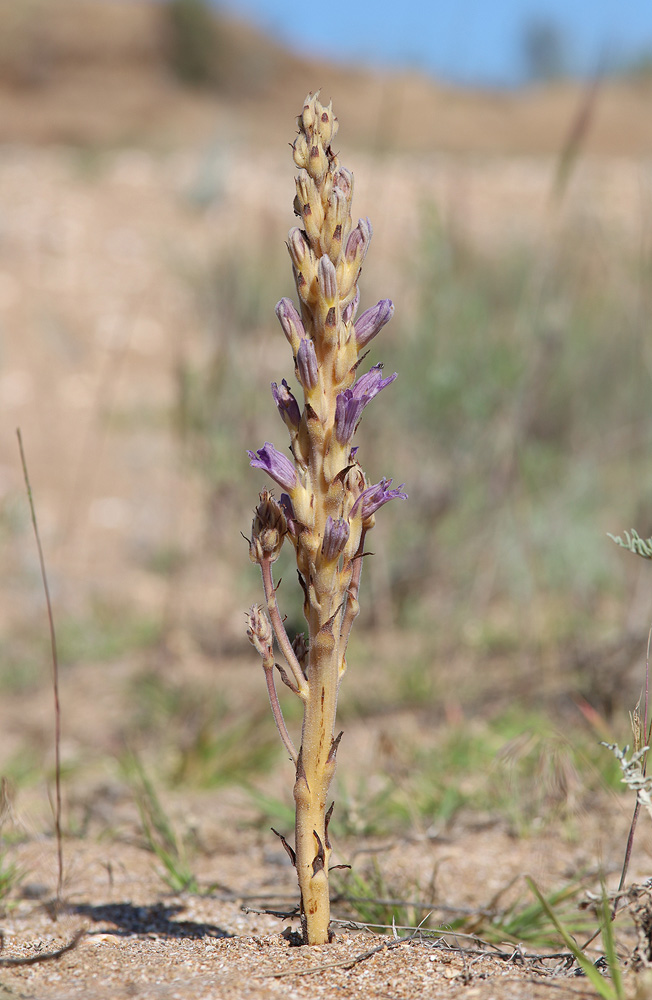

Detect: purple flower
[275, 298, 306, 345]
[351, 478, 407, 520]
[354, 299, 394, 348]
[335, 365, 397, 444]
[247, 443, 298, 493]
[296, 338, 318, 390]
[271, 380, 301, 430]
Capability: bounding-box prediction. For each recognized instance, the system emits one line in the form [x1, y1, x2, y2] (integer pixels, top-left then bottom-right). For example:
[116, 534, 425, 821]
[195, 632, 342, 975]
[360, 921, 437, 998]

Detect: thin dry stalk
[16, 427, 63, 908]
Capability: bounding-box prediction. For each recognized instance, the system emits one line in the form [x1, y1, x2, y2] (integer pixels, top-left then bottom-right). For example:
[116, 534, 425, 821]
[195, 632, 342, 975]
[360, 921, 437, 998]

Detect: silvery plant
[246, 93, 405, 945]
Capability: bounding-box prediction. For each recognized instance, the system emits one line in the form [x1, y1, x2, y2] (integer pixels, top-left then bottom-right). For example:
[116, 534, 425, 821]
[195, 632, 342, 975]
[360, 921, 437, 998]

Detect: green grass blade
[600, 891, 624, 1000]
[525, 877, 617, 1000]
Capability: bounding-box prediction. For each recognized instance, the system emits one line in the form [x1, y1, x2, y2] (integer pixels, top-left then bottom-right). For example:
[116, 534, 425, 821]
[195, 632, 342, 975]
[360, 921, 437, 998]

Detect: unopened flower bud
[300, 94, 316, 132]
[309, 138, 328, 182]
[293, 132, 309, 170]
[345, 217, 373, 265]
[316, 101, 336, 147]
[272, 379, 301, 430]
[321, 516, 350, 561]
[318, 255, 337, 305]
[275, 298, 305, 349]
[295, 170, 324, 243]
[296, 338, 318, 390]
[333, 167, 353, 201]
[321, 190, 349, 261]
[354, 299, 394, 348]
[288, 227, 311, 269]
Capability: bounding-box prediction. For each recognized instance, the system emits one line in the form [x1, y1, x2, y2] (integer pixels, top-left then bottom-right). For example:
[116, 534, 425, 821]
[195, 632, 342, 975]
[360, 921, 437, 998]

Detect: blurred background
[1, 0, 652, 846]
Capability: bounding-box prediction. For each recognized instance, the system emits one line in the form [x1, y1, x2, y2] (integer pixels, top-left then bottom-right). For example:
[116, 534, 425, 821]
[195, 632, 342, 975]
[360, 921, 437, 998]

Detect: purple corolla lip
[247, 442, 298, 493]
[334, 365, 397, 445]
[351, 477, 407, 520]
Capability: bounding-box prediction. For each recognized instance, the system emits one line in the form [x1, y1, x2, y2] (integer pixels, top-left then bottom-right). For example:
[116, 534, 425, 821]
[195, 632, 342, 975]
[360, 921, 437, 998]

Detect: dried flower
[249, 488, 287, 564]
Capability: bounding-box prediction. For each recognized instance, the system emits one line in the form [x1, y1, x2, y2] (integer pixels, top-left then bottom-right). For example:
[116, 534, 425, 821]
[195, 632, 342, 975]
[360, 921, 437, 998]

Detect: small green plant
[128, 672, 280, 787]
[0, 852, 22, 913]
[481, 877, 591, 948]
[122, 752, 198, 894]
[331, 859, 435, 930]
[527, 878, 624, 1000]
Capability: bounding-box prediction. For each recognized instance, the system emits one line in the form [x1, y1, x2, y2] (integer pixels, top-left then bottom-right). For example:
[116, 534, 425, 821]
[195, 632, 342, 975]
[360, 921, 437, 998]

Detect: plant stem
[294, 634, 340, 944]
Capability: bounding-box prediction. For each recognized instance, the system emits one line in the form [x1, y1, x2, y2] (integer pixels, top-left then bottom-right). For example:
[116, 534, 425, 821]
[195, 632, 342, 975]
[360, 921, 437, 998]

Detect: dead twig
[0, 930, 85, 967]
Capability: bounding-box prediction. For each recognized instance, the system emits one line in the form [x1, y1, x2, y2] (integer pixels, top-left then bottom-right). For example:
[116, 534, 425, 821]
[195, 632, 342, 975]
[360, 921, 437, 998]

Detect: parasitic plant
[246, 93, 405, 945]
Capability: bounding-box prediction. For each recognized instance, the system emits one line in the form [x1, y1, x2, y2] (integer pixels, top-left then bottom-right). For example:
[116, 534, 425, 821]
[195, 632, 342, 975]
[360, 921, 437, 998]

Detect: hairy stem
[294, 633, 339, 944]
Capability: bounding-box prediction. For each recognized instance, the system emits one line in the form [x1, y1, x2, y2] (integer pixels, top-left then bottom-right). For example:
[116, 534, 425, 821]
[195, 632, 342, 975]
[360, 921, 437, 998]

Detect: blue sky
[218, 0, 652, 86]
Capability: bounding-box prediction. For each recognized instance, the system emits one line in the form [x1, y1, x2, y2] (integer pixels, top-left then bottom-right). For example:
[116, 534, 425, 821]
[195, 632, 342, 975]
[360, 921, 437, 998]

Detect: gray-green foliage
[603, 742, 652, 818]
[609, 529, 652, 560]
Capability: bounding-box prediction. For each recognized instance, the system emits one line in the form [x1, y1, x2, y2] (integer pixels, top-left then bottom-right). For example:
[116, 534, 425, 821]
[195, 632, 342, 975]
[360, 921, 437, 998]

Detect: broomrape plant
[246, 93, 405, 945]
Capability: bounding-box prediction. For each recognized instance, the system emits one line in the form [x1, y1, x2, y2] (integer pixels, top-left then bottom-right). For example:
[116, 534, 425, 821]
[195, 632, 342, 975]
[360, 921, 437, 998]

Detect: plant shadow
[71, 901, 232, 939]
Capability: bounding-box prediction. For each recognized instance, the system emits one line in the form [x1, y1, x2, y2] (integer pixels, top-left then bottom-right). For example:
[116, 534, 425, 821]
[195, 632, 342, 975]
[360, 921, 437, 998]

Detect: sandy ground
[1, 796, 649, 999]
[1, 33, 652, 994]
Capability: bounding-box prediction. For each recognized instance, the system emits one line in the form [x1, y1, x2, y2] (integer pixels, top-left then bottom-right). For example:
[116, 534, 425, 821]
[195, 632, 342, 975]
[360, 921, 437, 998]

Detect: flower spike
[246, 93, 405, 946]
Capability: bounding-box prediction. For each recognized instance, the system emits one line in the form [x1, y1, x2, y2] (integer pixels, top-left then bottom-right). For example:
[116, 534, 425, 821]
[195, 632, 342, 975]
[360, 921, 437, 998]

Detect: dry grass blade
[16, 427, 63, 908]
